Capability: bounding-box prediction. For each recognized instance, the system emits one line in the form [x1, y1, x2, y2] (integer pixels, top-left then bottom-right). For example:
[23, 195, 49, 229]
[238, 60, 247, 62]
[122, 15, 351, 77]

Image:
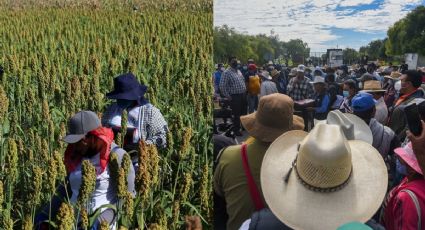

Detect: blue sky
[214, 0, 425, 52]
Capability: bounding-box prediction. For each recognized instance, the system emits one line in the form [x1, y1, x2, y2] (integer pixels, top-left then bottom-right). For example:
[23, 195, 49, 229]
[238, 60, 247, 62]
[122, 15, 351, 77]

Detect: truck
[327, 49, 343, 68]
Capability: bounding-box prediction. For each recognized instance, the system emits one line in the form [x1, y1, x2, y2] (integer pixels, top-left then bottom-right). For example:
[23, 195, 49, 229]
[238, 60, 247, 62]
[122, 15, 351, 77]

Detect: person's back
[214, 138, 269, 230]
[260, 80, 278, 98]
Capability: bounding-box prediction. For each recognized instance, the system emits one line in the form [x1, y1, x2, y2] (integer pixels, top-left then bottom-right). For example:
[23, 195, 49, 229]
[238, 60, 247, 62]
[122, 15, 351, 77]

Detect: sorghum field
[0, 0, 213, 229]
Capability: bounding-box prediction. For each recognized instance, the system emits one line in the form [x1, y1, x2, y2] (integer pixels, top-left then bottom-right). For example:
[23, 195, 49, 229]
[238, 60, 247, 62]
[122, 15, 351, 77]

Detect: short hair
[326, 74, 336, 83]
[405, 70, 422, 88]
[314, 70, 322, 76]
[344, 79, 356, 90]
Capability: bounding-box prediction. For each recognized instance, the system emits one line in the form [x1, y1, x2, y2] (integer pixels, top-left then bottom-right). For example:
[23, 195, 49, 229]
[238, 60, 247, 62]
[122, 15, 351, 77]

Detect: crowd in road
[213, 56, 425, 229]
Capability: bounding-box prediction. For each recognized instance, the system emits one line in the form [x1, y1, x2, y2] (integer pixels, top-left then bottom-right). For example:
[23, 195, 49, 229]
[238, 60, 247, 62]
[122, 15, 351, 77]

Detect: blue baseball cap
[351, 93, 377, 112]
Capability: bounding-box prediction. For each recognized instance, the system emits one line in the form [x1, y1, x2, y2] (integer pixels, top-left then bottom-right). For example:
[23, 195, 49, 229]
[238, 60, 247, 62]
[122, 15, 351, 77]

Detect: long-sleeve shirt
[287, 77, 314, 101]
[314, 93, 330, 114]
[260, 80, 278, 98]
[219, 67, 247, 98]
[102, 103, 168, 148]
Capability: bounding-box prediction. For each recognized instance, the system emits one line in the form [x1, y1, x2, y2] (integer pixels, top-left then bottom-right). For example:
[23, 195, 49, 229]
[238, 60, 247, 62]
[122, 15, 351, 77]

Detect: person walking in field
[35, 111, 135, 229]
[102, 73, 168, 161]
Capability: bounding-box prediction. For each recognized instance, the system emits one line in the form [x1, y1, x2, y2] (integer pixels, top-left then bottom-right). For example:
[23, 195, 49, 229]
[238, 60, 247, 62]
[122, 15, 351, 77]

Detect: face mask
[243, 66, 248, 70]
[230, 62, 238, 68]
[117, 99, 134, 109]
[220, 67, 225, 72]
[395, 80, 402, 91]
[343, 90, 349, 98]
[358, 82, 363, 89]
[396, 158, 408, 176]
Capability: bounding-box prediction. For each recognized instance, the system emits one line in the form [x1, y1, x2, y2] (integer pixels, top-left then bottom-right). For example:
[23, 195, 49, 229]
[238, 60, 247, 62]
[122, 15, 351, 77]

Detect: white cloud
[214, 0, 424, 50]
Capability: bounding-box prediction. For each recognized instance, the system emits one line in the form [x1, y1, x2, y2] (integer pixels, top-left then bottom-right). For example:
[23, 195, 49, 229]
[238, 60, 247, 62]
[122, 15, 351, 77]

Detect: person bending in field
[35, 110, 135, 229]
[101, 73, 168, 164]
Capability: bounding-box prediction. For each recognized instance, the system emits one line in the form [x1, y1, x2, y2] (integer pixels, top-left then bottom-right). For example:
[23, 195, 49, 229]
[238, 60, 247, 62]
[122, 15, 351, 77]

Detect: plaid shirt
[219, 67, 246, 98]
[287, 77, 314, 101]
[102, 103, 168, 148]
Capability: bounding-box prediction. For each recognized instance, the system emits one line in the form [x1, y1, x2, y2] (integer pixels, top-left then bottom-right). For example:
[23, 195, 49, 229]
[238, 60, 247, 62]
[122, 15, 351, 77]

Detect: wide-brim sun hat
[241, 93, 304, 143]
[261, 124, 388, 230]
[315, 110, 373, 144]
[394, 142, 423, 175]
[106, 73, 148, 103]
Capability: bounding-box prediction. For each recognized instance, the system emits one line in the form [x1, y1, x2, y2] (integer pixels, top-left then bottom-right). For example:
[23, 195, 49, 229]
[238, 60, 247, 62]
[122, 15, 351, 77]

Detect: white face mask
[359, 82, 363, 89]
[220, 67, 225, 72]
[395, 80, 402, 91]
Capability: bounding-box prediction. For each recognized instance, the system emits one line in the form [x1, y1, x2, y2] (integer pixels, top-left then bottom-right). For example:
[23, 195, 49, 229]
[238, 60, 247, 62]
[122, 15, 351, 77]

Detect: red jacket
[383, 177, 425, 230]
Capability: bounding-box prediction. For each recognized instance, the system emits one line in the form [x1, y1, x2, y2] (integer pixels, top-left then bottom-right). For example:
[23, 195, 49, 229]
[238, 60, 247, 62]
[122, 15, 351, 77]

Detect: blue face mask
[343, 90, 349, 98]
[117, 99, 134, 110]
[396, 158, 408, 176]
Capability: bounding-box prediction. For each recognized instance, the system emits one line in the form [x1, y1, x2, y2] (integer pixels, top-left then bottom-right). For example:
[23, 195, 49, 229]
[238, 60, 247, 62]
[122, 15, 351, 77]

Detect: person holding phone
[388, 70, 425, 141]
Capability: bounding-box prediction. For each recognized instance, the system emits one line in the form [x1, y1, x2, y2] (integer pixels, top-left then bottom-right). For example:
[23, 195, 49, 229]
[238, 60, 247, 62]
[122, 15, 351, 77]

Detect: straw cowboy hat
[384, 71, 401, 80]
[241, 93, 304, 142]
[270, 69, 280, 78]
[315, 110, 373, 144]
[360, 80, 386, 93]
[261, 124, 388, 230]
[288, 68, 298, 77]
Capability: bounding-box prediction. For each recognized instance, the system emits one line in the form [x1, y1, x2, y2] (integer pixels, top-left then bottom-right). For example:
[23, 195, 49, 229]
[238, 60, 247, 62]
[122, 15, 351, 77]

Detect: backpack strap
[401, 189, 421, 230]
[240, 143, 265, 211]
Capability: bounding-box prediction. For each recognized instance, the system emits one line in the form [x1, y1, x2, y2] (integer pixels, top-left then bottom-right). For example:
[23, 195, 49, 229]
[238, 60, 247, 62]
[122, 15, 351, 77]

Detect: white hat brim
[261, 131, 388, 230]
[314, 113, 373, 144]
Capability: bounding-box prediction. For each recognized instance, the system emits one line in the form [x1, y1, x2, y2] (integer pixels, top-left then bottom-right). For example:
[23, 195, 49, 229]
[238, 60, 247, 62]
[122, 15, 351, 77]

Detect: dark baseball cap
[63, 111, 101, 144]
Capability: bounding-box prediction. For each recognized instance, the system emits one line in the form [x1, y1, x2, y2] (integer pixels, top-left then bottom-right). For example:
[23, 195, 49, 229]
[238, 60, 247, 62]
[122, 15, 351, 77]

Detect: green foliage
[386, 5, 425, 56]
[214, 26, 310, 65]
[0, 2, 212, 229]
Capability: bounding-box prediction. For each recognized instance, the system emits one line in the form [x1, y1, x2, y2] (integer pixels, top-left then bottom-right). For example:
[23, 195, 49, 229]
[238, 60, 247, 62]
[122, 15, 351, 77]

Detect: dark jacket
[388, 89, 425, 140]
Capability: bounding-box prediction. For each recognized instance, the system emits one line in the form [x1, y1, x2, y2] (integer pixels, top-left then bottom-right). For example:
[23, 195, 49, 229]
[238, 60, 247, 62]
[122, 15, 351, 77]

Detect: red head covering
[248, 64, 257, 71]
[64, 127, 115, 174]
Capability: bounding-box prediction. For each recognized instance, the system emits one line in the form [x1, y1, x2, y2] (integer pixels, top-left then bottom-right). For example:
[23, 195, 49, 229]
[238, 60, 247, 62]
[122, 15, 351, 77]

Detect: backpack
[248, 75, 261, 95]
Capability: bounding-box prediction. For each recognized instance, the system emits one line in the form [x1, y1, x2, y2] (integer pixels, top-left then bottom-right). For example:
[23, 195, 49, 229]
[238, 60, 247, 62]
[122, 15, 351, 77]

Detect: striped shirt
[219, 67, 247, 98]
[102, 103, 168, 148]
[287, 77, 314, 101]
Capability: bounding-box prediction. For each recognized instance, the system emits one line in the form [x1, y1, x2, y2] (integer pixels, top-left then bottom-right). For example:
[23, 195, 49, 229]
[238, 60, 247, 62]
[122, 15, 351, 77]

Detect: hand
[407, 121, 425, 157]
[185, 216, 202, 230]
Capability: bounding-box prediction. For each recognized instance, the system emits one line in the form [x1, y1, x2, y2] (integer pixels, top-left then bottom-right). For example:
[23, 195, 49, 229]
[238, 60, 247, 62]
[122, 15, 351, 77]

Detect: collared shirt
[340, 96, 353, 113]
[395, 88, 421, 106]
[259, 80, 278, 98]
[219, 67, 247, 98]
[102, 103, 168, 148]
[287, 77, 314, 101]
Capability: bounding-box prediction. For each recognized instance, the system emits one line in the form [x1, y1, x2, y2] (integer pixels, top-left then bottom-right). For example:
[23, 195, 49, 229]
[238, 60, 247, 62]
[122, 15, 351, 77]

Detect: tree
[386, 5, 425, 56]
[343, 48, 359, 65]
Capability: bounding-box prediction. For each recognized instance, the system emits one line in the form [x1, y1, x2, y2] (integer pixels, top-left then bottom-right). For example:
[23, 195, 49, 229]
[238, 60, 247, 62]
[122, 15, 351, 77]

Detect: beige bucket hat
[241, 93, 304, 143]
[261, 124, 388, 230]
[315, 110, 373, 144]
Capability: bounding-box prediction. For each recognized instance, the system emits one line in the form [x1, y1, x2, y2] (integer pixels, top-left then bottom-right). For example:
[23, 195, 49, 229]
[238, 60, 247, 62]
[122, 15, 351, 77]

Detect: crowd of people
[35, 73, 168, 229]
[213, 56, 425, 229]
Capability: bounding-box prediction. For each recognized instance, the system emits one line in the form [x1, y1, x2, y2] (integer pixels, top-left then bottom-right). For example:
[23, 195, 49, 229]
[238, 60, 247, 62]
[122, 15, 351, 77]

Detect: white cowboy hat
[310, 76, 326, 85]
[260, 71, 272, 80]
[261, 124, 388, 230]
[315, 110, 373, 144]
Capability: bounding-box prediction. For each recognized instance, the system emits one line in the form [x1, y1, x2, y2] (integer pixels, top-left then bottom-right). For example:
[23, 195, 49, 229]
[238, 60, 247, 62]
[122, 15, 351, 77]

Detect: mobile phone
[404, 103, 423, 136]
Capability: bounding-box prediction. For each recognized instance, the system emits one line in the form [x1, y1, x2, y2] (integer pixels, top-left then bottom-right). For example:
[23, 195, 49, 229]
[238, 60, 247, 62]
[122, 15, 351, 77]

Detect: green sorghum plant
[77, 160, 96, 209]
[56, 202, 74, 230]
